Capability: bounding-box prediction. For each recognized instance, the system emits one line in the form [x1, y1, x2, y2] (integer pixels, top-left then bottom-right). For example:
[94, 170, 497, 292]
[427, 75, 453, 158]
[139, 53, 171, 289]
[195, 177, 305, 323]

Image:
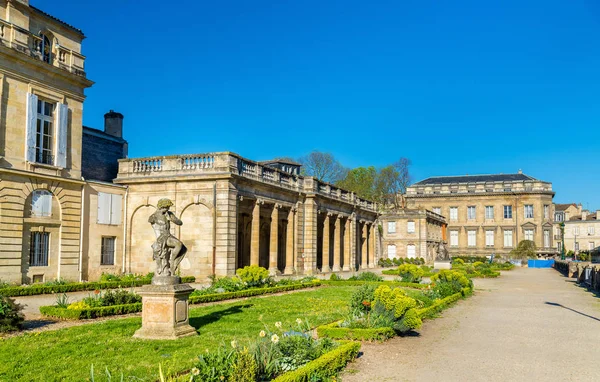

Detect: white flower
[231, 340, 237, 348]
[275, 321, 282, 329]
[296, 318, 302, 325]
[191, 368, 200, 376]
[259, 330, 266, 338]
[271, 334, 279, 344]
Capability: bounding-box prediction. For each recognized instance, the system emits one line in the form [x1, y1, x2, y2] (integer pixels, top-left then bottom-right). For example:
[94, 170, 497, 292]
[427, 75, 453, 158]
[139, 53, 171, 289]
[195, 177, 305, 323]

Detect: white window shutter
[110, 194, 122, 225]
[25, 93, 38, 162]
[42, 192, 52, 217]
[55, 103, 68, 168]
[97, 192, 111, 224]
[32, 192, 43, 216]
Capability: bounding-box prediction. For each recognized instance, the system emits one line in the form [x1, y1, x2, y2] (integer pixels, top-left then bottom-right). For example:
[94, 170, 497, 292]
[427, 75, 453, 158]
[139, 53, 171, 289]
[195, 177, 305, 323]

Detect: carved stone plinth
[434, 261, 452, 270]
[133, 283, 197, 340]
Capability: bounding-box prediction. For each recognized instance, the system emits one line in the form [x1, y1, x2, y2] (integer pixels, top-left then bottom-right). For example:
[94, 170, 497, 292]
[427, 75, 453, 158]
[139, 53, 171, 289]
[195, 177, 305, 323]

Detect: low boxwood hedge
[416, 287, 472, 320]
[39, 282, 322, 320]
[272, 340, 361, 382]
[0, 276, 196, 297]
[320, 280, 428, 289]
[316, 320, 395, 341]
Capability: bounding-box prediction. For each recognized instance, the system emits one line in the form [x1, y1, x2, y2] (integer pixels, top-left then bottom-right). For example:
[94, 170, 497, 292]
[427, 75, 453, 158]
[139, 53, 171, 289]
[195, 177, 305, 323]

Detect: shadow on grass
[22, 319, 58, 330]
[544, 302, 600, 322]
[189, 304, 253, 330]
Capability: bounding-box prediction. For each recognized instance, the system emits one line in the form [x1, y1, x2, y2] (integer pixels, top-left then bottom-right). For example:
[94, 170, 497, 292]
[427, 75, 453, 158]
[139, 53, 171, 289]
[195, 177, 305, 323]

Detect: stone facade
[552, 203, 582, 254]
[563, 211, 600, 255]
[406, 172, 556, 258]
[114, 154, 380, 279]
[380, 208, 446, 263]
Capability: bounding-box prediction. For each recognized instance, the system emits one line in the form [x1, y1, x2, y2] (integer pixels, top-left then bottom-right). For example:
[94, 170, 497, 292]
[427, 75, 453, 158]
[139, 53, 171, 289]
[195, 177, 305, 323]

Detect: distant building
[552, 203, 582, 253]
[405, 171, 556, 258]
[563, 210, 600, 255]
[380, 208, 446, 263]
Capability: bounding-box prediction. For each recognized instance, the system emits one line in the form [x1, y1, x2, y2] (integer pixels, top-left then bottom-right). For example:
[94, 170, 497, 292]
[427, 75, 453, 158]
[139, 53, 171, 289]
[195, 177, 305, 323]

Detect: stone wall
[81, 127, 127, 182]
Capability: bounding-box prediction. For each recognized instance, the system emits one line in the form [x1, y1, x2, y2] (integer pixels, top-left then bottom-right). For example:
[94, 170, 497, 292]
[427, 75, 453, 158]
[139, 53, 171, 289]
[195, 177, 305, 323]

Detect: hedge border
[272, 340, 361, 382]
[0, 276, 196, 297]
[416, 287, 472, 320]
[39, 282, 322, 320]
[381, 269, 436, 277]
[316, 320, 395, 341]
[320, 280, 428, 289]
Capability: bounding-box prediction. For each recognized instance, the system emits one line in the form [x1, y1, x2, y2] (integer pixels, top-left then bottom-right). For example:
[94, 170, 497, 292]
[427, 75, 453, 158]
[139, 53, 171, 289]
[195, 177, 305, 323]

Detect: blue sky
[35, 0, 600, 210]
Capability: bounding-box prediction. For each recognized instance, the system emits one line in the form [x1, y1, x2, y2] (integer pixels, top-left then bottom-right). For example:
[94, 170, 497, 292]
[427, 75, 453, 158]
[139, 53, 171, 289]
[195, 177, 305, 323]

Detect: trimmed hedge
[320, 280, 428, 289]
[0, 276, 196, 297]
[272, 340, 361, 382]
[188, 281, 322, 304]
[381, 269, 435, 277]
[39, 282, 322, 320]
[416, 287, 472, 320]
[40, 303, 143, 320]
[316, 320, 395, 341]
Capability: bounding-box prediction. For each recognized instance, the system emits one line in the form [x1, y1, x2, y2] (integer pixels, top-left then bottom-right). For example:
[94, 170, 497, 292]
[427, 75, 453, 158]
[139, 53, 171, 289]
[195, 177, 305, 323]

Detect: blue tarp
[528, 259, 555, 268]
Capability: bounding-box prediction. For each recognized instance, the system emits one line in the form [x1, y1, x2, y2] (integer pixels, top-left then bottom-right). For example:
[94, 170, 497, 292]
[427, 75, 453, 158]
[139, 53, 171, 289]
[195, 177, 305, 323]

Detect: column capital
[256, 198, 265, 205]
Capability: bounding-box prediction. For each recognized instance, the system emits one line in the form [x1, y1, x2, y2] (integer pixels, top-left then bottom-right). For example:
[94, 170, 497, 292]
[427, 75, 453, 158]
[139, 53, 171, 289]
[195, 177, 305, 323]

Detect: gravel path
[341, 268, 600, 382]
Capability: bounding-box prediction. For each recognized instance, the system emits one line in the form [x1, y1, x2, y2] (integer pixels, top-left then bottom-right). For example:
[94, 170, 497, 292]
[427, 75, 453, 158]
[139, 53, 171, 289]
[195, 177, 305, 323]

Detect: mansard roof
[413, 173, 540, 186]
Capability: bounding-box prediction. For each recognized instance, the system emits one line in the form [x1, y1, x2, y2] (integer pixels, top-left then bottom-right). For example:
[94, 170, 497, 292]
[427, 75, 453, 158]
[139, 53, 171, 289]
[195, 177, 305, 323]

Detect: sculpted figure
[148, 198, 187, 276]
[436, 242, 450, 261]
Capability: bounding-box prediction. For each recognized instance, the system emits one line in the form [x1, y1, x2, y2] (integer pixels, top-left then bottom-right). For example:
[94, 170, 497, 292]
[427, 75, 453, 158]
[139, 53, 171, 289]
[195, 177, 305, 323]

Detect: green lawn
[0, 286, 355, 382]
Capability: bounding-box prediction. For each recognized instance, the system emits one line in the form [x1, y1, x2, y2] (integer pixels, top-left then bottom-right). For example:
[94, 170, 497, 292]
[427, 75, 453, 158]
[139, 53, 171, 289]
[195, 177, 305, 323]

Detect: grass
[0, 286, 355, 382]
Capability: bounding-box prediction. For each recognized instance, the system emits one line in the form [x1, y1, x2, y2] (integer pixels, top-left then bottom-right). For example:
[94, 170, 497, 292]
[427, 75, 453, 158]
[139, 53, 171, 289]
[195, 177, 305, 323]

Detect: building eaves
[30, 5, 84, 36]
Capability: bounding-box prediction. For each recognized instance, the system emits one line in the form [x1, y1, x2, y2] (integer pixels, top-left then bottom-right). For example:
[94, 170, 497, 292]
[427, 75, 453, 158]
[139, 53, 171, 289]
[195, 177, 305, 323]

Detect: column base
[342, 266, 351, 272]
[332, 265, 341, 272]
[321, 266, 331, 273]
[283, 267, 295, 275]
[268, 267, 279, 276]
[367, 263, 375, 269]
[133, 283, 197, 340]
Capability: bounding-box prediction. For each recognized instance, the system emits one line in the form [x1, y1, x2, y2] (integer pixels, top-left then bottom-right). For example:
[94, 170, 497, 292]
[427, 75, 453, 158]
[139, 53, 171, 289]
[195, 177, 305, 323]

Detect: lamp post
[560, 222, 565, 260]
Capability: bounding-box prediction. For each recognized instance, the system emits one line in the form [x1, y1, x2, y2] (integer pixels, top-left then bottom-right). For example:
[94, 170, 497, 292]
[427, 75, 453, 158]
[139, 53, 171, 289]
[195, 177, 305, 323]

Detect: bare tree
[375, 158, 412, 210]
[298, 151, 348, 183]
[394, 157, 411, 208]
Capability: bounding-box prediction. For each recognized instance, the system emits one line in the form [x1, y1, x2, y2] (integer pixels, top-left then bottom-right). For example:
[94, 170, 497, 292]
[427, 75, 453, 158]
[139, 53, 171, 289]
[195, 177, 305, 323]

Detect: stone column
[368, 223, 375, 268]
[343, 217, 351, 271]
[250, 199, 261, 266]
[269, 204, 279, 275]
[303, 197, 318, 275]
[332, 215, 341, 272]
[284, 208, 295, 275]
[361, 222, 368, 270]
[322, 213, 331, 272]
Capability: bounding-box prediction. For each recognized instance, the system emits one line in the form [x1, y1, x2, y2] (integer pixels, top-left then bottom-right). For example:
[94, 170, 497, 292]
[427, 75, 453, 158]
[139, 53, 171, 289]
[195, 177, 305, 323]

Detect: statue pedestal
[434, 261, 452, 270]
[133, 283, 197, 340]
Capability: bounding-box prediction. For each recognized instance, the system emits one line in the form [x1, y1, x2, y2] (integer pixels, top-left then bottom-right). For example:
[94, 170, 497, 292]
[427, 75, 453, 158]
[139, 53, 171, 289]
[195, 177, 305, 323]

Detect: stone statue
[436, 242, 450, 262]
[148, 198, 187, 280]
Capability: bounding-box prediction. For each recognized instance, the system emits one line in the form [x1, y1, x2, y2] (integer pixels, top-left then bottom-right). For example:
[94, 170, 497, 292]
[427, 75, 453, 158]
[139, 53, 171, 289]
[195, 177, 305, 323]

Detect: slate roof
[412, 173, 539, 186]
[554, 203, 578, 211]
[569, 213, 598, 221]
[30, 5, 84, 36]
[259, 159, 302, 166]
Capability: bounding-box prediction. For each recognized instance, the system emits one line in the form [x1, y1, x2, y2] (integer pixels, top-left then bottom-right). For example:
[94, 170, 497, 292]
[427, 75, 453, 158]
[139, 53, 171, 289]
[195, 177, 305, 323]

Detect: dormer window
[40, 33, 52, 64]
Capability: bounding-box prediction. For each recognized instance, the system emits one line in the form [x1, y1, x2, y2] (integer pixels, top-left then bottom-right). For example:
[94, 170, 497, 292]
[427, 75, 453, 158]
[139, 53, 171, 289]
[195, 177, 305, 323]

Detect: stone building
[380, 208, 446, 263]
[406, 172, 556, 258]
[114, 154, 380, 279]
[82, 111, 128, 183]
[552, 203, 582, 254]
[563, 210, 600, 255]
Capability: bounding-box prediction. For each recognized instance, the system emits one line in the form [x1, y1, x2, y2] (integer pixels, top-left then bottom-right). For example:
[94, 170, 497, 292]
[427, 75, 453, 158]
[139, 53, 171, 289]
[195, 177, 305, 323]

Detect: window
[31, 190, 52, 217]
[558, 242, 562, 252]
[29, 232, 49, 266]
[467, 206, 476, 220]
[407, 221, 415, 234]
[467, 230, 476, 247]
[432, 207, 441, 215]
[573, 227, 580, 235]
[35, 99, 55, 165]
[98, 193, 123, 225]
[555, 213, 563, 222]
[544, 230, 550, 248]
[504, 230, 513, 247]
[575, 242, 579, 251]
[450, 230, 459, 247]
[503, 205, 513, 219]
[407, 244, 416, 259]
[387, 244, 397, 259]
[524, 205, 534, 219]
[485, 206, 494, 219]
[40, 33, 52, 63]
[387, 221, 396, 234]
[450, 207, 458, 221]
[101, 237, 116, 265]
[524, 229, 534, 241]
[589, 242, 595, 251]
[486, 230, 494, 247]
[588, 226, 595, 235]
[544, 205, 549, 219]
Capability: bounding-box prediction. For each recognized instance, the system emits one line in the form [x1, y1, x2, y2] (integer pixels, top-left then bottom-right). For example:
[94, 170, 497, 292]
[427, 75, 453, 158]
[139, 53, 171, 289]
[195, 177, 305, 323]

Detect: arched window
[40, 33, 52, 63]
[31, 190, 52, 217]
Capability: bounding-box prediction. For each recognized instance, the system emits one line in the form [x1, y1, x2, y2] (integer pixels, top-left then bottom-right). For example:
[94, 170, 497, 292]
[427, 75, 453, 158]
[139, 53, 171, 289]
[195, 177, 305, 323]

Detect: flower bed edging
[320, 280, 427, 289]
[415, 287, 472, 320]
[316, 320, 395, 341]
[272, 340, 361, 382]
[188, 281, 321, 304]
[0, 276, 196, 297]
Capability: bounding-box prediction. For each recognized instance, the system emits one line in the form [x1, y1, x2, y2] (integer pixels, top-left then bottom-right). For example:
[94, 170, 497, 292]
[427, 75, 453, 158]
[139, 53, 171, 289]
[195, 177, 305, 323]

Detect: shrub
[329, 273, 343, 281]
[100, 289, 141, 306]
[236, 266, 272, 288]
[510, 240, 537, 260]
[452, 258, 465, 265]
[348, 272, 383, 282]
[372, 285, 422, 332]
[396, 264, 424, 283]
[429, 270, 473, 299]
[211, 276, 245, 292]
[349, 284, 376, 314]
[230, 347, 258, 382]
[0, 295, 24, 332]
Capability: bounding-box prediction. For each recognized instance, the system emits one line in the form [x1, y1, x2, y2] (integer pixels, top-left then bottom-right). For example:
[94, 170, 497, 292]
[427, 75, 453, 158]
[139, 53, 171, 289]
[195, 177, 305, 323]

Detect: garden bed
[320, 280, 428, 289]
[316, 320, 395, 341]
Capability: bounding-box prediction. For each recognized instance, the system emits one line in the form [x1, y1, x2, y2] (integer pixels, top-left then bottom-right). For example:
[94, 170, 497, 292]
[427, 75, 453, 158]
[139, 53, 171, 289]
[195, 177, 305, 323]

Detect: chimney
[582, 210, 588, 221]
[518, 169, 523, 174]
[104, 110, 123, 138]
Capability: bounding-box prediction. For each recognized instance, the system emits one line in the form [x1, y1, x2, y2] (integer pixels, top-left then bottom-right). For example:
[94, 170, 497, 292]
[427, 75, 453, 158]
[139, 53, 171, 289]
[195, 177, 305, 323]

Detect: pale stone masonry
[114, 153, 380, 279]
[563, 210, 600, 255]
[406, 172, 556, 258]
[380, 208, 446, 262]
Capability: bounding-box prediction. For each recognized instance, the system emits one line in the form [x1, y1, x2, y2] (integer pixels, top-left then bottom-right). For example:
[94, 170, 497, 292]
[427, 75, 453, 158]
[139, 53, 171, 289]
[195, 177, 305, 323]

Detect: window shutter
[110, 194, 122, 225]
[55, 103, 68, 168]
[42, 192, 52, 216]
[32, 192, 43, 216]
[97, 192, 111, 224]
[25, 93, 38, 162]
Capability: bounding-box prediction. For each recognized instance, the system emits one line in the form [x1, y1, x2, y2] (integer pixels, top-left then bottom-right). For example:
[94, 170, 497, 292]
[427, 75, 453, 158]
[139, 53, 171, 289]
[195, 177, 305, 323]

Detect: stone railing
[0, 19, 86, 77]
[307, 178, 376, 212]
[407, 180, 553, 196]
